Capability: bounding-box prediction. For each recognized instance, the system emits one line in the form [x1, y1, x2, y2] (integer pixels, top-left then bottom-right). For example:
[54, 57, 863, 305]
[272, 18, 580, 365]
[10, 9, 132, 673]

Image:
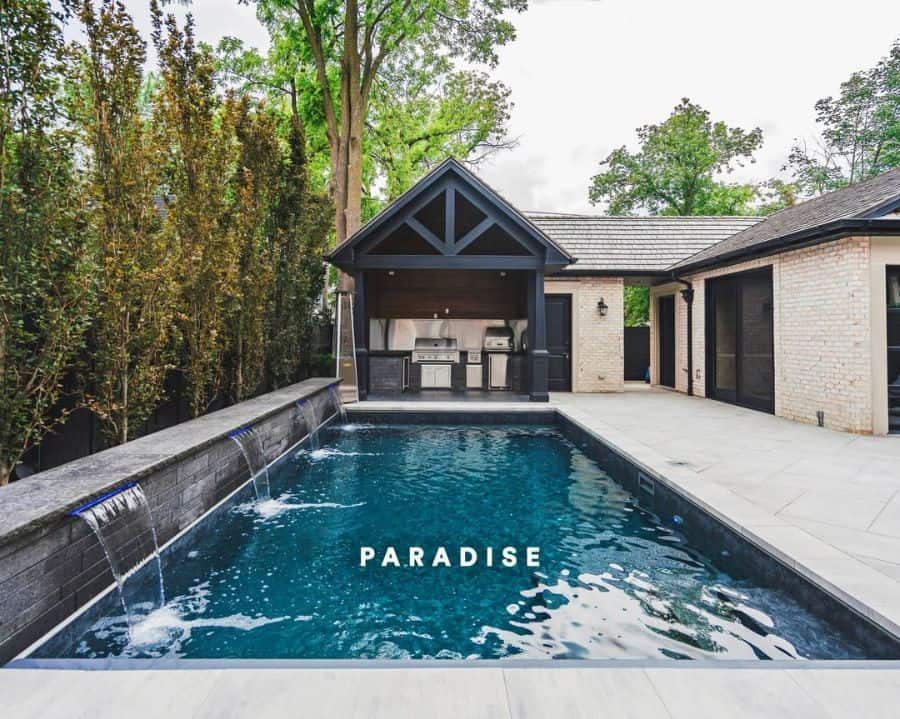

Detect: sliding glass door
[706, 268, 774, 413]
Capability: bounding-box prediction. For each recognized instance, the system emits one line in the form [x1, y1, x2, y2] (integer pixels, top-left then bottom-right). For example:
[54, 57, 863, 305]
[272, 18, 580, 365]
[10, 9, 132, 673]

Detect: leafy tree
[756, 178, 799, 216]
[213, 38, 332, 390]
[78, 0, 179, 444]
[368, 58, 514, 200]
[788, 39, 900, 195]
[222, 95, 280, 402]
[624, 287, 649, 328]
[589, 98, 763, 216]
[251, 0, 525, 246]
[265, 111, 332, 388]
[151, 1, 240, 416]
[0, 0, 94, 483]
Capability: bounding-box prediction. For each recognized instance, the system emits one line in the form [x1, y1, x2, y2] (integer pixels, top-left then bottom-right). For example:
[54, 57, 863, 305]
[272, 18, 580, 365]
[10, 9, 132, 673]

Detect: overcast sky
[122, 0, 900, 213]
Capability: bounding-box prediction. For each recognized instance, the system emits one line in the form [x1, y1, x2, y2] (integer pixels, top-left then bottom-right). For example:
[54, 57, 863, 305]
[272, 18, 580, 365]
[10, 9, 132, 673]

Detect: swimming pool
[28, 421, 896, 661]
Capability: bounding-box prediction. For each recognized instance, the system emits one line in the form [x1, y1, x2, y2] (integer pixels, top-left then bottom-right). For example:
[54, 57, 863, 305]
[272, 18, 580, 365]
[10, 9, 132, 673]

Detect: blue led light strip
[228, 424, 254, 439]
[68, 481, 138, 517]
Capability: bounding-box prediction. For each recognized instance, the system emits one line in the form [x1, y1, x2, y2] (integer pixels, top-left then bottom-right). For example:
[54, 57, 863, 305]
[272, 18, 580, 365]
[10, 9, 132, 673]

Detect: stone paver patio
[3, 665, 900, 718]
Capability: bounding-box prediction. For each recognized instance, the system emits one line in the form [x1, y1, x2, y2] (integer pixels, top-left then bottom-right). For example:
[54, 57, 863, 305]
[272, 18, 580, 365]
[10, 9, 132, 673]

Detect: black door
[706, 268, 774, 412]
[887, 266, 900, 433]
[545, 294, 572, 392]
[658, 295, 676, 388]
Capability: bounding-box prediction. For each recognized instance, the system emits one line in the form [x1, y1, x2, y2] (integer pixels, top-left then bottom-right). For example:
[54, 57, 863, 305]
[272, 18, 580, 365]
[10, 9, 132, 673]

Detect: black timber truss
[328, 158, 573, 272]
[327, 159, 574, 402]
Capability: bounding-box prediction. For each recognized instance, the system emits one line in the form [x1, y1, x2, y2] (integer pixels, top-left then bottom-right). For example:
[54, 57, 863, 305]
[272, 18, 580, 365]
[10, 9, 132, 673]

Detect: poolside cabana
[328, 159, 573, 401]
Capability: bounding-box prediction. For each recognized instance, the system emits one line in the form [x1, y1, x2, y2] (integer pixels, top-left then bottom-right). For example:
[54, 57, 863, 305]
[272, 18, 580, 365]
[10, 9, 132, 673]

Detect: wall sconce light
[597, 298, 608, 317]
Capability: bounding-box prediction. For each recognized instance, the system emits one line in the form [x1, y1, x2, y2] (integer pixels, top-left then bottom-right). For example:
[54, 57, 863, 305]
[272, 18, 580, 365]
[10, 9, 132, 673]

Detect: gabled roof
[328, 162, 900, 278]
[526, 214, 759, 274]
[671, 168, 900, 271]
[328, 158, 574, 272]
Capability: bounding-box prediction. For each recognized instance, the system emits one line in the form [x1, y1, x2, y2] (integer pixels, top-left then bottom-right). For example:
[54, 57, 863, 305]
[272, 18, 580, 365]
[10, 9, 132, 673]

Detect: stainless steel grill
[412, 337, 459, 363]
[483, 326, 514, 352]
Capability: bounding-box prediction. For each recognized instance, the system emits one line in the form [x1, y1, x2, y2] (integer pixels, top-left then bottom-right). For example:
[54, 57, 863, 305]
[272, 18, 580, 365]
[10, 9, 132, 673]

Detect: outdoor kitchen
[366, 269, 530, 396]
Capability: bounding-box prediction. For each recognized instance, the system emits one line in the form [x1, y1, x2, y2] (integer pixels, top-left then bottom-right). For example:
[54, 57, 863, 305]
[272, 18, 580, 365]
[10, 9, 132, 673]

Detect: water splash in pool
[296, 447, 379, 461]
[77, 582, 288, 658]
[337, 423, 374, 432]
[233, 493, 365, 520]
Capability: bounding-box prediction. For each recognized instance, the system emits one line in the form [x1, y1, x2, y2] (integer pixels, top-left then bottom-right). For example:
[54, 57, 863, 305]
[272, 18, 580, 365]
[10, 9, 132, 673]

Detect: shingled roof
[670, 168, 900, 271]
[526, 214, 760, 273]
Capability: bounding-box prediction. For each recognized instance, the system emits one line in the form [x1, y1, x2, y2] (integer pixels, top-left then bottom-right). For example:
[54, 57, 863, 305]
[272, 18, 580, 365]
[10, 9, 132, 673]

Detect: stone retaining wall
[0, 378, 339, 664]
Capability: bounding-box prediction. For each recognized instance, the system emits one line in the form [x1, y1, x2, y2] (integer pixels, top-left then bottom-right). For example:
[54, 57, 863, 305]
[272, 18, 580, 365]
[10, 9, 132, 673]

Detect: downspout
[673, 277, 694, 396]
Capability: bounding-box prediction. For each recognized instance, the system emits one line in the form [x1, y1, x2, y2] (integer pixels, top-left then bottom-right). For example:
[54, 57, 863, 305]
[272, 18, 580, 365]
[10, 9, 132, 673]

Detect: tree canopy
[788, 39, 900, 195]
[589, 99, 764, 216]
[249, 0, 523, 244]
[0, 0, 332, 482]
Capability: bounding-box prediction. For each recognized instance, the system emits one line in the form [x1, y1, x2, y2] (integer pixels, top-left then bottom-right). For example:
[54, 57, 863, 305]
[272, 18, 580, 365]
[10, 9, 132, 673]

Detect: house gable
[328, 159, 573, 273]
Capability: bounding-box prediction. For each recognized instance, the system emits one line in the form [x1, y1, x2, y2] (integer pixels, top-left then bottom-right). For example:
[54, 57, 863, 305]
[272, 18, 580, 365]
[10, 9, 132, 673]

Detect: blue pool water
[42, 424, 870, 660]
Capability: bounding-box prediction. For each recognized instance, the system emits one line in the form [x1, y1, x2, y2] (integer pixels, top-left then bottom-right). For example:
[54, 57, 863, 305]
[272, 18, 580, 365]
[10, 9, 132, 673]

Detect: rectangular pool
[27, 419, 899, 661]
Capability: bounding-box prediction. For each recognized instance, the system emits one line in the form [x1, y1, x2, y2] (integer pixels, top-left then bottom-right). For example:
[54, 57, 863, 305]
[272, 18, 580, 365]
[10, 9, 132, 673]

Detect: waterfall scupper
[229, 424, 272, 500]
[296, 399, 321, 452]
[69, 483, 165, 634]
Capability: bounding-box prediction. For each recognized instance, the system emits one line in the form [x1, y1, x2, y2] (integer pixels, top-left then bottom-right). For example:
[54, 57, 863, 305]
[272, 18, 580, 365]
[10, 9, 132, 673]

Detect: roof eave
[669, 218, 900, 275]
[554, 268, 672, 278]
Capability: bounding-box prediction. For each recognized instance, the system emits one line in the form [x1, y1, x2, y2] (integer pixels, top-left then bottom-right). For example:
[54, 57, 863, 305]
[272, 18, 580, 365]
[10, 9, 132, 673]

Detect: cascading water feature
[229, 424, 271, 500]
[296, 399, 320, 452]
[328, 385, 347, 425]
[69, 483, 165, 633]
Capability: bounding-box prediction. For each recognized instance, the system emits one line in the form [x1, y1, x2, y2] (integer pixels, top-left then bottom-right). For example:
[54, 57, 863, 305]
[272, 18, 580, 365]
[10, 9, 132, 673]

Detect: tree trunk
[121, 367, 128, 445]
[236, 323, 243, 402]
[345, 87, 364, 240]
[0, 458, 11, 486]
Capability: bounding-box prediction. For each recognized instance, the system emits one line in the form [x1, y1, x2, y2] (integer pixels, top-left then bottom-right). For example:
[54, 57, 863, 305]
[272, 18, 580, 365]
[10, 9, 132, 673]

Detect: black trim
[860, 195, 900, 219]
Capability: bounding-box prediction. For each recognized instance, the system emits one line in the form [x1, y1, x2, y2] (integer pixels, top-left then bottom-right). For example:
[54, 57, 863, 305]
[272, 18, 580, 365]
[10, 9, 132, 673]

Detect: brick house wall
[650, 236, 878, 433]
[544, 276, 624, 392]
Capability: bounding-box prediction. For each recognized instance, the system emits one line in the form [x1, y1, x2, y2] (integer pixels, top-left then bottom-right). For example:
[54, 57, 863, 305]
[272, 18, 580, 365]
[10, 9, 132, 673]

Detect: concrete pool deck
[3, 665, 900, 718]
[5, 387, 900, 717]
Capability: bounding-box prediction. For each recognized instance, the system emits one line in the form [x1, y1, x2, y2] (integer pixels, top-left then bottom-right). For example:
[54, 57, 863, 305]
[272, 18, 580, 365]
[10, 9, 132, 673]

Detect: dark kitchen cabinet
[369, 355, 409, 395]
[509, 354, 527, 393]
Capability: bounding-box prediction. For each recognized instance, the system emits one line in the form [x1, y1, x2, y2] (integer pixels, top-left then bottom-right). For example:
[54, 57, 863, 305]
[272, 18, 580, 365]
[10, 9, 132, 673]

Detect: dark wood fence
[624, 326, 650, 382]
[16, 322, 334, 480]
